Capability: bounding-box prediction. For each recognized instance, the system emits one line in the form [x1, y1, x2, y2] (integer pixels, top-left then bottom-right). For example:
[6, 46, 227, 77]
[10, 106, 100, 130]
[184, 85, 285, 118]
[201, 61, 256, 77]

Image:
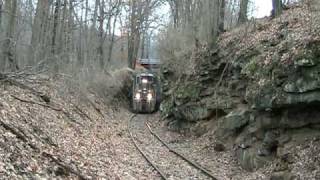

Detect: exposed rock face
[217, 109, 250, 137]
[160, 4, 320, 173]
[236, 147, 270, 171]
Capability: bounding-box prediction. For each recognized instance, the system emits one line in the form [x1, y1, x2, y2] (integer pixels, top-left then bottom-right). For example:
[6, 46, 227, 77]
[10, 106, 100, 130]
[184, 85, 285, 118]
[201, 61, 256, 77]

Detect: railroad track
[128, 114, 218, 180]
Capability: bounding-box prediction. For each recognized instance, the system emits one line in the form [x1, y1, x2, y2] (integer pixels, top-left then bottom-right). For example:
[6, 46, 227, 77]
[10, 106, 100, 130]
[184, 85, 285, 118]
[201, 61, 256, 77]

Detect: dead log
[9, 79, 50, 103]
[11, 95, 83, 126]
[0, 119, 88, 179]
[0, 119, 37, 150]
[1, 71, 50, 103]
[11, 95, 60, 111]
[42, 152, 89, 180]
[87, 99, 104, 118]
[72, 103, 93, 122]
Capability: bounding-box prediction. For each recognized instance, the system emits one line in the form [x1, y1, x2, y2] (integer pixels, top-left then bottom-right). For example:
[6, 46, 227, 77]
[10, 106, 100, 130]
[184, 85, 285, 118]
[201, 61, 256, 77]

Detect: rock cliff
[160, 3, 320, 174]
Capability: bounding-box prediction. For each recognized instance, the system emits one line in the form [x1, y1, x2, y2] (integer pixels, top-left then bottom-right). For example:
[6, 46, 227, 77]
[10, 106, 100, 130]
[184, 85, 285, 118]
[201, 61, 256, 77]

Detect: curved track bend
[128, 114, 218, 180]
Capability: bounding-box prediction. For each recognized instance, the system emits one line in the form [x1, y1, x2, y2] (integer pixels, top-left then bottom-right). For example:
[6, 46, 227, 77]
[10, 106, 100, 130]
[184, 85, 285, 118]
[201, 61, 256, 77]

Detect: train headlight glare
[147, 93, 153, 101]
[142, 79, 148, 83]
[135, 93, 141, 100]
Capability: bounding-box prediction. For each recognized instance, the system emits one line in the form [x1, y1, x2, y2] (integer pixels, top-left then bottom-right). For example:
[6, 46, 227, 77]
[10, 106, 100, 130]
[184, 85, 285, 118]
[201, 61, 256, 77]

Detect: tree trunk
[84, 0, 89, 66]
[41, 1, 51, 51]
[219, 0, 225, 33]
[127, 0, 137, 69]
[127, 35, 136, 69]
[169, 0, 179, 28]
[238, 0, 248, 24]
[67, 0, 74, 54]
[146, 32, 151, 59]
[90, 0, 99, 66]
[207, 0, 219, 48]
[272, 0, 282, 17]
[174, 1, 179, 28]
[140, 32, 145, 59]
[140, 10, 150, 60]
[107, 15, 118, 64]
[52, 0, 61, 55]
[59, 0, 68, 54]
[185, 0, 191, 26]
[29, 0, 50, 64]
[98, 0, 105, 70]
[0, 0, 3, 31]
[78, 0, 84, 66]
[1, 0, 18, 71]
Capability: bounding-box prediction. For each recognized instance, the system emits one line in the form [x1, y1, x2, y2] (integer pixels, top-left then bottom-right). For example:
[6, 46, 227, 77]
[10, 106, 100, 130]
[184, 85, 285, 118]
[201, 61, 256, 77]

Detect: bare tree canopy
[0, 0, 311, 74]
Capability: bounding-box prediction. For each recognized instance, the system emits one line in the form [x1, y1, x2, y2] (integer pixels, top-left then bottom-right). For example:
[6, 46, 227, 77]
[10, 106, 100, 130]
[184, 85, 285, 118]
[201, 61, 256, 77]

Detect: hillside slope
[0, 74, 156, 179]
[160, 3, 320, 178]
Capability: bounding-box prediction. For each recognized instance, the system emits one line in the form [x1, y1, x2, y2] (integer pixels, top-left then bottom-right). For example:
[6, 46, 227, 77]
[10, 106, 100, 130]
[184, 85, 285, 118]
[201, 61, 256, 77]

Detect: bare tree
[206, 0, 221, 47]
[1, 0, 19, 71]
[238, 0, 249, 24]
[97, 0, 105, 68]
[59, 0, 68, 54]
[168, 0, 179, 28]
[127, 0, 139, 69]
[29, 0, 50, 64]
[67, 0, 74, 54]
[86, 0, 122, 70]
[107, 3, 122, 64]
[0, 0, 165, 74]
[272, 0, 283, 17]
[52, 0, 62, 56]
[127, 0, 161, 69]
[0, 0, 3, 31]
[219, 0, 225, 33]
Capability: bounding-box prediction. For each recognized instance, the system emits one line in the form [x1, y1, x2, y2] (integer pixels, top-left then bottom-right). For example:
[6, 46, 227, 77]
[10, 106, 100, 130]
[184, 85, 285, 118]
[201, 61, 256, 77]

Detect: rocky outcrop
[160, 4, 320, 173]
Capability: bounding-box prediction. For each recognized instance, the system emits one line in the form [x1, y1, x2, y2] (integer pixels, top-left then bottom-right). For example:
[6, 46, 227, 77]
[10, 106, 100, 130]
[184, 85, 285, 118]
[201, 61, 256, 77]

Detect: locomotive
[131, 72, 160, 113]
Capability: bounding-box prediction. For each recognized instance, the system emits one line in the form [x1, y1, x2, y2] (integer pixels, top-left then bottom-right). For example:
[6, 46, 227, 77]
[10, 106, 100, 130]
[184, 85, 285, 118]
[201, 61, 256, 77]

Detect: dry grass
[46, 55, 133, 110]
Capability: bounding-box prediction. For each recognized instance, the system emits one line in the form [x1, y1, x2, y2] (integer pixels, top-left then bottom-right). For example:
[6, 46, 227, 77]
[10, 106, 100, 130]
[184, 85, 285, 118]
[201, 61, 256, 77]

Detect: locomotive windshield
[136, 74, 154, 84]
[135, 75, 154, 90]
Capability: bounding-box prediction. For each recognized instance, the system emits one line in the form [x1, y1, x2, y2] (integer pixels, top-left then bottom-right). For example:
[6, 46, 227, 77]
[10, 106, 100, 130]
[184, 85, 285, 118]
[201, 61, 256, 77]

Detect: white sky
[85, 0, 273, 21]
[251, 0, 273, 18]
[83, 0, 273, 36]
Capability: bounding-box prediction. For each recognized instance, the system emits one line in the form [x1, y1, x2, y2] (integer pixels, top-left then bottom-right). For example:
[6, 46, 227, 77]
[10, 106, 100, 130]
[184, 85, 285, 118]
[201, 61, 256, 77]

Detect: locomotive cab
[132, 73, 158, 113]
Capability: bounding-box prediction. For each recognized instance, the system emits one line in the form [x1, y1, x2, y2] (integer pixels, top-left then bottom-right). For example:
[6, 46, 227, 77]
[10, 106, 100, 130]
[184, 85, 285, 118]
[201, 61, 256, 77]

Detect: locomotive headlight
[142, 79, 148, 83]
[147, 93, 153, 101]
[135, 93, 141, 100]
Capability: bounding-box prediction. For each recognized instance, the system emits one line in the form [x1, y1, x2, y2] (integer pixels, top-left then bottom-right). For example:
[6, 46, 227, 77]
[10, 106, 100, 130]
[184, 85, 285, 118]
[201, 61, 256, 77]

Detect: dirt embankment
[0, 74, 153, 179]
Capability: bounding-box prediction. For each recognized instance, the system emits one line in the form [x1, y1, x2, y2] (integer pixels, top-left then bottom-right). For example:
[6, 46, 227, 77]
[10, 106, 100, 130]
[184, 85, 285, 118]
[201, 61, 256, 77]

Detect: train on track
[131, 72, 160, 113]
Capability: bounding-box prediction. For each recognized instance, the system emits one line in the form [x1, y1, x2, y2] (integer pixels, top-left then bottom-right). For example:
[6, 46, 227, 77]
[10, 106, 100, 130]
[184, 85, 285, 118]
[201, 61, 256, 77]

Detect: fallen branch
[87, 99, 104, 118]
[72, 103, 93, 122]
[8, 80, 50, 103]
[11, 95, 61, 111]
[10, 95, 82, 126]
[11, 95, 83, 126]
[0, 119, 37, 150]
[1, 120, 87, 179]
[1, 61, 50, 103]
[42, 152, 89, 180]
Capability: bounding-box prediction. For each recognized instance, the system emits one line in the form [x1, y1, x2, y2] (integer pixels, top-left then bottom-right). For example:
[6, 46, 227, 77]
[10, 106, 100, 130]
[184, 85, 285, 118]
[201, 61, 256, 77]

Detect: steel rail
[146, 122, 218, 180]
[128, 114, 218, 180]
[128, 114, 168, 180]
